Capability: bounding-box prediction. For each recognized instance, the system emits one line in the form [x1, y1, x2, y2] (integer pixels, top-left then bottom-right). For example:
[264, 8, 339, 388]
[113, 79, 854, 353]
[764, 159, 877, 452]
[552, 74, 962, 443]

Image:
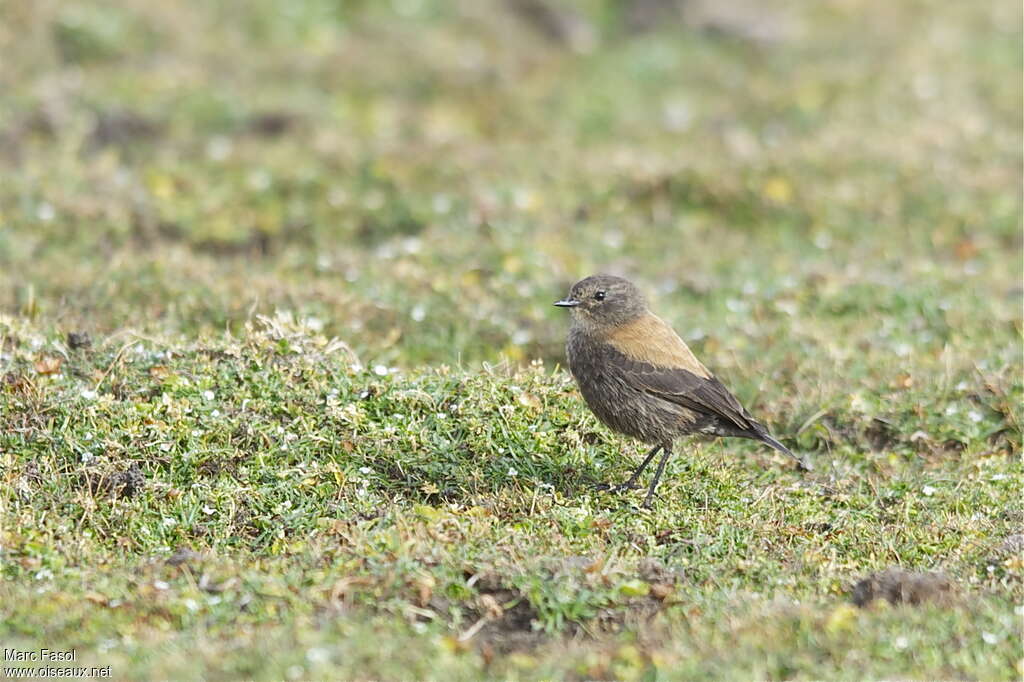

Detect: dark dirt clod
[637, 557, 685, 585]
[470, 573, 544, 654]
[941, 438, 966, 453]
[88, 110, 162, 149]
[84, 463, 145, 499]
[230, 506, 260, 539]
[67, 331, 92, 349]
[166, 545, 203, 567]
[108, 463, 145, 498]
[850, 568, 957, 608]
[246, 112, 299, 137]
[864, 417, 897, 452]
[504, 0, 589, 46]
[475, 598, 543, 654]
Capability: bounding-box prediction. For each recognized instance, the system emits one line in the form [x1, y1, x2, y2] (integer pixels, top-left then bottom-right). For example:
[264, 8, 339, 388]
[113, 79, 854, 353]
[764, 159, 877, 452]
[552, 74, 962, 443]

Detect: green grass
[1, 0, 1022, 679]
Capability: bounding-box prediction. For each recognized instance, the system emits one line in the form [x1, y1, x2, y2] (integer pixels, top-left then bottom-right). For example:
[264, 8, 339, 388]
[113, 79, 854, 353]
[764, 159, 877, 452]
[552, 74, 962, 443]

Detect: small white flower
[359, 467, 372, 475]
[968, 410, 983, 423]
[981, 632, 998, 645]
[153, 580, 169, 591]
[210, 409, 221, 417]
[81, 389, 98, 400]
[432, 194, 452, 214]
[662, 99, 692, 131]
[775, 300, 798, 316]
[37, 202, 56, 221]
[206, 135, 232, 161]
[373, 365, 388, 376]
[191, 429, 202, 437]
[84, 432, 93, 441]
[507, 467, 518, 477]
[246, 170, 271, 191]
[894, 636, 909, 650]
[306, 647, 330, 664]
[203, 390, 215, 401]
[162, 517, 177, 527]
[411, 304, 426, 322]
[159, 442, 172, 452]
[922, 485, 936, 496]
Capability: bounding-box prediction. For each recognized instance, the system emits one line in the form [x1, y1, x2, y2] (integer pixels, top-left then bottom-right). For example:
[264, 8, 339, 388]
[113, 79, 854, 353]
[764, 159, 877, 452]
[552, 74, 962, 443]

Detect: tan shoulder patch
[606, 314, 711, 378]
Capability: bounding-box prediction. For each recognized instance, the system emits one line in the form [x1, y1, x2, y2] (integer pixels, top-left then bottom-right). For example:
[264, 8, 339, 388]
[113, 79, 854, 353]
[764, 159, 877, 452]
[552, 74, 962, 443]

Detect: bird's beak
[553, 297, 580, 308]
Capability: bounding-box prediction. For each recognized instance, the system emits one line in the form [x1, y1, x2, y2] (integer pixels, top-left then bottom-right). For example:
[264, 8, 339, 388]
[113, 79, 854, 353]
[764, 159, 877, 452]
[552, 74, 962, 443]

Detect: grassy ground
[1, 0, 1021, 679]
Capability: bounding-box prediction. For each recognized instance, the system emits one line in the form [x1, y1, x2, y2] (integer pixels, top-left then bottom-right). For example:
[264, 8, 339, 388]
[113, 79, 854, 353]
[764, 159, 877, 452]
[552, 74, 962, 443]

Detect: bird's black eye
[594, 291, 606, 301]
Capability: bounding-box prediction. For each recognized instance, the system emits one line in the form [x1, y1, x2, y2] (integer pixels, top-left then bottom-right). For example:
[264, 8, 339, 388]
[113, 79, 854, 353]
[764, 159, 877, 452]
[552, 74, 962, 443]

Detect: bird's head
[554, 274, 648, 330]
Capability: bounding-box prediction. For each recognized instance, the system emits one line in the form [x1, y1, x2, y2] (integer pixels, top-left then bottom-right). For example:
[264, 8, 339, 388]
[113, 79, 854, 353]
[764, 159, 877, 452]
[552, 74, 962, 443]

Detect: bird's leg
[612, 444, 663, 492]
[594, 444, 662, 492]
[642, 445, 674, 509]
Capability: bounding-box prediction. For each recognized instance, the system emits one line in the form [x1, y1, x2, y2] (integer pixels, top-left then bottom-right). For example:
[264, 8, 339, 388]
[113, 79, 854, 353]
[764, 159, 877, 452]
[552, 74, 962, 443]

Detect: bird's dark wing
[610, 352, 756, 431]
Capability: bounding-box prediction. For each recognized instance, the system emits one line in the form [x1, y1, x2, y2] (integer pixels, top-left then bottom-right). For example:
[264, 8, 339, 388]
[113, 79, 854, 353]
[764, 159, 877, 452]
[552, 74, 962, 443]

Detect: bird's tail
[757, 432, 812, 472]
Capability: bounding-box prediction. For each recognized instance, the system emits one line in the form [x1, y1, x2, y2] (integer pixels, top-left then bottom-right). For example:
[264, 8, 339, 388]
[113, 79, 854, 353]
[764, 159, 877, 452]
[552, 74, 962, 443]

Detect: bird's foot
[593, 480, 641, 494]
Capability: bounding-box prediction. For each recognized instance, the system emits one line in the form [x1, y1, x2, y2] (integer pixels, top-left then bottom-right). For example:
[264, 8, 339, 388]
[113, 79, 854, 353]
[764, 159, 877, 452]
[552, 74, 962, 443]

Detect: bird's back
[604, 313, 712, 379]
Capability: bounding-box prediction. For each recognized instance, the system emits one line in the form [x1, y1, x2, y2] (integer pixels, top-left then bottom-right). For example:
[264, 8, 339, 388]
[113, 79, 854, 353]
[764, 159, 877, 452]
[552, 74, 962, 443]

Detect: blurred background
[1, 0, 1020, 368]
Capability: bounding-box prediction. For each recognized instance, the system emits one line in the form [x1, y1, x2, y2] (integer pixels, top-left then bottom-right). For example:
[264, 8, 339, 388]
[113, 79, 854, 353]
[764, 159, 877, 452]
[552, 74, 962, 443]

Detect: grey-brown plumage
[555, 274, 809, 508]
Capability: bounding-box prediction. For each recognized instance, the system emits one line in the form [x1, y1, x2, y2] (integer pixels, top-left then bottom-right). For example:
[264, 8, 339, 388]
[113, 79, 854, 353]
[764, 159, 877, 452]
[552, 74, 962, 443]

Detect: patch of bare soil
[850, 568, 957, 607]
[81, 462, 146, 499]
[466, 572, 546, 656]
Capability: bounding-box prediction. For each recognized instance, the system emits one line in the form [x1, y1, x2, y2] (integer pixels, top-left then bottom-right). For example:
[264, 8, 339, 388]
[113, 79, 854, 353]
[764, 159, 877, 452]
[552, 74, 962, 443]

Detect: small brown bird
[555, 274, 809, 508]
